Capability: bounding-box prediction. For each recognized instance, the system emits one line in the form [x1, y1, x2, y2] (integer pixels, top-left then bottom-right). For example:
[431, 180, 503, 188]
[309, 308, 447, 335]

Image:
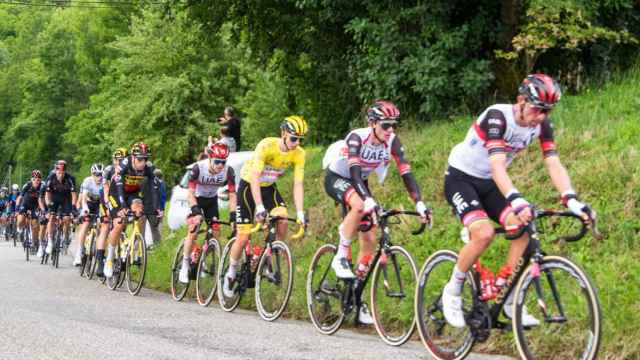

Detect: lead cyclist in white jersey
[441, 74, 596, 328]
[323, 100, 432, 325]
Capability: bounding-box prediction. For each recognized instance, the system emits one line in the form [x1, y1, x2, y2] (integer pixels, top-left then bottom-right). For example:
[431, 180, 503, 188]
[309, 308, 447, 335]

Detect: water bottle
[479, 266, 496, 301]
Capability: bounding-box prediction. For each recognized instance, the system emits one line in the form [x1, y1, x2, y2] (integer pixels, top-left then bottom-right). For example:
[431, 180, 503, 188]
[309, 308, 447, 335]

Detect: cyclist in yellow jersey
[222, 115, 308, 298]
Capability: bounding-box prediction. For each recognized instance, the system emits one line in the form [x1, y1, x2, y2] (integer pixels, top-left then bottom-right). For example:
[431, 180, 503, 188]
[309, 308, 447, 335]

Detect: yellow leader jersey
[240, 137, 305, 186]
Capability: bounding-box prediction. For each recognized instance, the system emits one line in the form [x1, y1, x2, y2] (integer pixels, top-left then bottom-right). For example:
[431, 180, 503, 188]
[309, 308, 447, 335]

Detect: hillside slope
[147, 70, 640, 358]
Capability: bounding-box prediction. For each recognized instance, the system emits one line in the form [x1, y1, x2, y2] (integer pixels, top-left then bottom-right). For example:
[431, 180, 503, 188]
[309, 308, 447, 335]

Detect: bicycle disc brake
[466, 302, 491, 343]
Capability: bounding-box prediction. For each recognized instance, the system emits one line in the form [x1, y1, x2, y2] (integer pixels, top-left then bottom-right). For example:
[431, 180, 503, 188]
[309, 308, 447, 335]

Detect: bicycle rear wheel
[171, 242, 189, 301]
[126, 233, 147, 296]
[415, 250, 477, 360]
[217, 238, 243, 312]
[306, 244, 345, 335]
[255, 240, 294, 321]
[196, 238, 220, 307]
[513, 255, 601, 360]
[371, 245, 418, 346]
[107, 258, 123, 290]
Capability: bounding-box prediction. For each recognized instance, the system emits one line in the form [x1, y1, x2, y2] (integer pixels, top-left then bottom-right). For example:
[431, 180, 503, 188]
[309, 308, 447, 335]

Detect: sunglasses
[32, 178, 41, 181]
[135, 156, 148, 161]
[212, 159, 226, 166]
[379, 121, 398, 131]
[289, 135, 304, 143]
[92, 173, 103, 177]
[529, 103, 552, 115]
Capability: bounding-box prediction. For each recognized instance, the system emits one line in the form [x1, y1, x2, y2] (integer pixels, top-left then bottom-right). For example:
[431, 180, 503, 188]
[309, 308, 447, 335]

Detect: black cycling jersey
[43, 172, 76, 196]
[113, 156, 158, 210]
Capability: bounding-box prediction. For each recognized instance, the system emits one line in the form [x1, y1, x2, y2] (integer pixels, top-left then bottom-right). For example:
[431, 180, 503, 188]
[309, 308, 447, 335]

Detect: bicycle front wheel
[171, 242, 189, 301]
[306, 244, 345, 335]
[217, 238, 243, 312]
[107, 258, 123, 290]
[371, 245, 418, 346]
[255, 240, 293, 321]
[415, 250, 477, 360]
[126, 233, 147, 296]
[513, 255, 601, 360]
[196, 239, 220, 307]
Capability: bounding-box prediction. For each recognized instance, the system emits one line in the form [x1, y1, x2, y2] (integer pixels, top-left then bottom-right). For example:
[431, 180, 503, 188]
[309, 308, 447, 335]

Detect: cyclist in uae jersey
[103, 142, 160, 279]
[221, 116, 308, 298]
[17, 170, 44, 253]
[94, 147, 127, 277]
[42, 160, 77, 255]
[178, 142, 237, 284]
[440, 74, 595, 328]
[72, 163, 105, 266]
[323, 100, 432, 324]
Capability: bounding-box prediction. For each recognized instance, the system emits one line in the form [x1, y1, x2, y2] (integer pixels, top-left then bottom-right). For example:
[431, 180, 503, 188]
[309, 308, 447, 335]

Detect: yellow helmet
[281, 115, 308, 137]
[113, 147, 128, 159]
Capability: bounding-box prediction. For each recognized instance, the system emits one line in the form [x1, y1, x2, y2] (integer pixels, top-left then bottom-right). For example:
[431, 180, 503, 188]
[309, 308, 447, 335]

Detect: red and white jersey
[448, 104, 557, 179]
[326, 127, 410, 181]
[188, 160, 236, 198]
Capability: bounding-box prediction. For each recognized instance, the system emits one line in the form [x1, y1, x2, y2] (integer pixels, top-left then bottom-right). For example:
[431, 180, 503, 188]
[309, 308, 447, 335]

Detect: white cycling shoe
[442, 282, 466, 328]
[331, 255, 355, 279]
[357, 303, 374, 325]
[45, 241, 53, 255]
[178, 264, 190, 284]
[104, 260, 114, 278]
[222, 275, 236, 298]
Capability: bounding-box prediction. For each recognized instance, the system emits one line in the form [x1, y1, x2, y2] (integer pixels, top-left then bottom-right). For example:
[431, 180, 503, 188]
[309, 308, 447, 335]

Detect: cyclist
[440, 74, 595, 328]
[179, 142, 237, 283]
[0, 187, 9, 236]
[72, 163, 104, 266]
[222, 116, 308, 298]
[103, 142, 160, 278]
[323, 100, 432, 324]
[7, 184, 20, 221]
[17, 170, 44, 253]
[95, 147, 127, 277]
[42, 160, 78, 255]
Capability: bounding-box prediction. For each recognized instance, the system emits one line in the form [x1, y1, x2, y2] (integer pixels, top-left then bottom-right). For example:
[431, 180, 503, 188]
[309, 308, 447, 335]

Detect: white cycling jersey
[189, 159, 236, 198]
[80, 176, 103, 203]
[447, 104, 557, 179]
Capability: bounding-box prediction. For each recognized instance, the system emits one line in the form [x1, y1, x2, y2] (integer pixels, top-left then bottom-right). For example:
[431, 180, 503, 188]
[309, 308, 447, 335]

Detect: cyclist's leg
[264, 184, 287, 241]
[227, 181, 253, 285]
[95, 205, 111, 276]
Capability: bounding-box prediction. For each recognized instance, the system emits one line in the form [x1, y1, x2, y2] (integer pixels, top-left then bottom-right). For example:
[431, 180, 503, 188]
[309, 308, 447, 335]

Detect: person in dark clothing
[218, 106, 241, 150]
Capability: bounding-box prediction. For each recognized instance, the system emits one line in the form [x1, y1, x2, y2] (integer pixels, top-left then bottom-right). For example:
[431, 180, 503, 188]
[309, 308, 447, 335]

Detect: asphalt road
[0, 242, 514, 360]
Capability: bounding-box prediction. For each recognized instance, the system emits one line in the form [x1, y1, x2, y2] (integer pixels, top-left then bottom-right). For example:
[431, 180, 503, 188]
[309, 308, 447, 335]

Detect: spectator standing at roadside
[146, 168, 166, 247]
[218, 106, 241, 150]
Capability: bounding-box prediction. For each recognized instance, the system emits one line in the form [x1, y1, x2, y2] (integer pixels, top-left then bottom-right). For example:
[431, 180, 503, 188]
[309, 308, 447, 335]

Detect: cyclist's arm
[390, 136, 422, 203]
[187, 166, 199, 208]
[226, 167, 237, 218]
[544, 156, 574, 195]
[346, 133, 372, 200]
[69, 175, 78, 207]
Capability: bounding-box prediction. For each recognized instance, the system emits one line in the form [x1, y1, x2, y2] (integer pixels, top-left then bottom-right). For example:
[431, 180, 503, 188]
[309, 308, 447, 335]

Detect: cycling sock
[96, 249, 104, 261]
[447, 265, 467, 296]
[227, 258, 239, 278]
[106, 244, 114, 261]
[181, 256, 190, 269]
[336, 223, 352, 258]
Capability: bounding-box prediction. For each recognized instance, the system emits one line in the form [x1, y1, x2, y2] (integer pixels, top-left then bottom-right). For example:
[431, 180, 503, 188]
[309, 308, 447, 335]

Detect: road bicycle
[79, 214, 100, 278]
[218, 215, 304, 321]
[415, 207, 601, 360]
[307, 207, 426, 346]
[171, 218, 232, 305]
[40, 208, 66, 268]
[106, 211, 148, 296]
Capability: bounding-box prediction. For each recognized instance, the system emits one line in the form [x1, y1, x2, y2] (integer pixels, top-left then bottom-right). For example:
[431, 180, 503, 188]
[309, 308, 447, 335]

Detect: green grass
[145, 68, 640, 358]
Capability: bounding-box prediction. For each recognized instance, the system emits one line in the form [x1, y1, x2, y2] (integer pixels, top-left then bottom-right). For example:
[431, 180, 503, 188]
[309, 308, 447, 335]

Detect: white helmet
[90, 163, 104, 175]
[11, 184, 19, 191]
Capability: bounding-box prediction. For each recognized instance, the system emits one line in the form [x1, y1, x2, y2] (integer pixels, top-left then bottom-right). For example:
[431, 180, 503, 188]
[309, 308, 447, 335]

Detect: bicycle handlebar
[249, 216, 306, 240]
[378, 208, 427, 236]
[497, 207, 601, 242]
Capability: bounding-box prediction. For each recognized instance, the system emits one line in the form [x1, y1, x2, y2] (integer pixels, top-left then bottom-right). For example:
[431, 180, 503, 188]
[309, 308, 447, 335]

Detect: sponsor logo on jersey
[452, 192, 469, 214]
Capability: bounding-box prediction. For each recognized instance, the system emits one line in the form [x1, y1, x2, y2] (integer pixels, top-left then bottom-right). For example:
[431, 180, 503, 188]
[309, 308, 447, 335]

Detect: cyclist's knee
[468, 221, 495, 249]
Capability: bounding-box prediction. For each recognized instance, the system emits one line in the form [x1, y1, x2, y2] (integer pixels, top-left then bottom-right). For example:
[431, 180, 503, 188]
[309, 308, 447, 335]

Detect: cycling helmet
[90, 163, 104, 175]
[207, 142, 230, 160]
[281, 115, 309, 137]
[55, 160, 66, 171]
[11, 184, 18, 191]
[113, 147, 128, 159]
[31, 169, 42, 179]
[131, 142, 151, 158]
[0, 187, 6, 195]
[518, 74, 561, 110]
[367, 100, 400, 122]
